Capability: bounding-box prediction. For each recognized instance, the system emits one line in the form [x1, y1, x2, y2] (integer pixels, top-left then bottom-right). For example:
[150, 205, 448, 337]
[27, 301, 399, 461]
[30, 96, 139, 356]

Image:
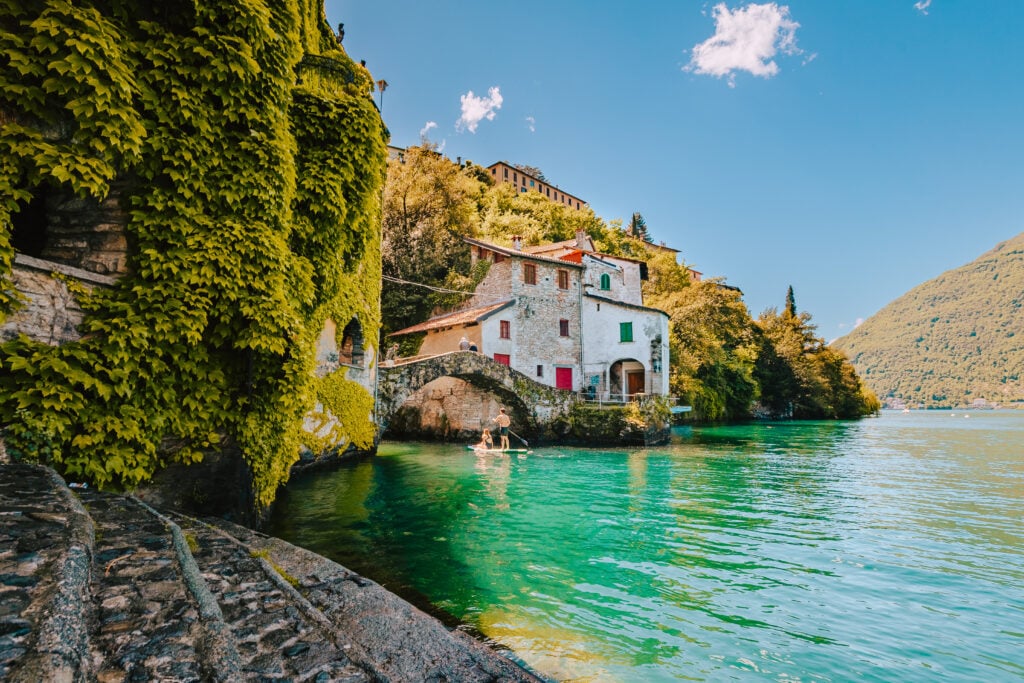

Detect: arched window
[339, 318, 365, 367]
[599, 273, 611, 290]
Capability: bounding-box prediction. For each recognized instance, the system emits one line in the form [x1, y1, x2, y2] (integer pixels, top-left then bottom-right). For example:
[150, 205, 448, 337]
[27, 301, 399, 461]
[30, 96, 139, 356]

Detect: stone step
[0, 463, 92, 682]
[168, 512, 370, 682]
[183, 515, 544, 683]
[81, 490, 241, 682]
[0, 463, 542, 682]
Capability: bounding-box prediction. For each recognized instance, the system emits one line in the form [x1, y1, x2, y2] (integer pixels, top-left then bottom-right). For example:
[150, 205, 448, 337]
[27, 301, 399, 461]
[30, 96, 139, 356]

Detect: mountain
[832, 232, 1024, 408]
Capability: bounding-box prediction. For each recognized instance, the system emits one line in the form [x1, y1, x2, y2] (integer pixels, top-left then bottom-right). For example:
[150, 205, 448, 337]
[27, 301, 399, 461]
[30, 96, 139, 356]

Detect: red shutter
[494, 353, 510, 366]
[555, 367, 572, 390]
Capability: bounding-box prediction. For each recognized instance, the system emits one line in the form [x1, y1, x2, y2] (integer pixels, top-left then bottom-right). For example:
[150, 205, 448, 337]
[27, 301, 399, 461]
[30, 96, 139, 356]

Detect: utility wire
[381, 274, 475, 296]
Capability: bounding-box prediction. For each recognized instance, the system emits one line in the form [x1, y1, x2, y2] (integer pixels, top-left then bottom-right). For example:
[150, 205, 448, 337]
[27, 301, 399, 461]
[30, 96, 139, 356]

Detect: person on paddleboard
[493, 408, 511, 451]
[473, 429, 493, 451]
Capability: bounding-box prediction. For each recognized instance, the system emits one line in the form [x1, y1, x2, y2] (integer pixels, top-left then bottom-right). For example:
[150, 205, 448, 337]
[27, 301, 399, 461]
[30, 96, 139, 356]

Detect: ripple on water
[269, 412, 1024, 682]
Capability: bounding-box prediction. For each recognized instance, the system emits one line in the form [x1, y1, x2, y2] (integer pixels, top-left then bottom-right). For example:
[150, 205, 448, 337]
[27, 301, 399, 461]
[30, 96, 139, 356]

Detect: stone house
[390, 232, 670, 399]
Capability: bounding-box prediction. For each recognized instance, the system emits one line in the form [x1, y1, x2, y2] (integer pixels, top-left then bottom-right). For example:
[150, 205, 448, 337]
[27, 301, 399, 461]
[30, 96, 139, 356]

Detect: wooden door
[555, 367, 573, 390]
[627, 371, 645, 397]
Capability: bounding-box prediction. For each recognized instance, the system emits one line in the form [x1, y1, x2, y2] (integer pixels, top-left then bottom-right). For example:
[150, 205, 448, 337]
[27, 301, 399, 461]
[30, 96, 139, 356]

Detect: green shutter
[620, 322, 633, 342]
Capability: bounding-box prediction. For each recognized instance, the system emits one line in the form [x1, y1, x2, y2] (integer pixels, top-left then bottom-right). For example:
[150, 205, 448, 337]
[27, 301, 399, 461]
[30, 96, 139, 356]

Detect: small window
[530, 180, 535, 187]
[513, 172, 517, 182]
[620, 322, 633, 343]
[557, 269, 569, 290]
[491, 167, 496, 175]
[536, 364, 543, 377]
[546, 188, 550, 197]
[500, 320, 510, 339]
[504, 168, 508, 178]
[559, 319, 569, 337]
[524, 263, 537, 285]
[599, 273, 611, 290]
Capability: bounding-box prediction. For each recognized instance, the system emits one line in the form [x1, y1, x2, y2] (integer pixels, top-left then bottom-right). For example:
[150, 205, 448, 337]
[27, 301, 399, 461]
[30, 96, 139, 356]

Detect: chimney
[512, 235, 522, 251]
[457, 156, 462, 166]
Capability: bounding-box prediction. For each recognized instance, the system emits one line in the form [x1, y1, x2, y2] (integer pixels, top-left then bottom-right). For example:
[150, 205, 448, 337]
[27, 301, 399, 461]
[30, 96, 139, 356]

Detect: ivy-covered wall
[0, 0, 387, 511]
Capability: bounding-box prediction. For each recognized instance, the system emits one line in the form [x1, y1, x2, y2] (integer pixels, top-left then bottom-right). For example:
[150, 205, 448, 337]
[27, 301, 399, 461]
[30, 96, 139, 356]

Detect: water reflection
[268, 413, 1024, 682]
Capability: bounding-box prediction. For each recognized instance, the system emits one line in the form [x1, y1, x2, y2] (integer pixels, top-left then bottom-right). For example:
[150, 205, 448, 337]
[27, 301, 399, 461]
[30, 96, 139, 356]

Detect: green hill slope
[832, 232, 1024, 408]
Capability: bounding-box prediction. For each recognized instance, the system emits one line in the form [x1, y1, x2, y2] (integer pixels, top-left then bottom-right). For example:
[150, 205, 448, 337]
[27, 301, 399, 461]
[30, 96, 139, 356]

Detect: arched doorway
[609, 358, 646, 401]
[340, 318, 364, 367]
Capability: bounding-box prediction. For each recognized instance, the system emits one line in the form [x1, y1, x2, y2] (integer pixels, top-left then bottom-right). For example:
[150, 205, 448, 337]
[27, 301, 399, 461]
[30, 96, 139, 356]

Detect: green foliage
[757, 301, 879, 419]
[0, 0, 387, 510]
[647, 279, 760, 421]
[833, 232, 1024, 408]
[378, 145, 877, 425]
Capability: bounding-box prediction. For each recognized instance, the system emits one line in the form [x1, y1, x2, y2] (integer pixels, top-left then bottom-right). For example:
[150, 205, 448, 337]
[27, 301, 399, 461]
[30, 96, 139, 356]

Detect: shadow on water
[268, 414, 1024, 682]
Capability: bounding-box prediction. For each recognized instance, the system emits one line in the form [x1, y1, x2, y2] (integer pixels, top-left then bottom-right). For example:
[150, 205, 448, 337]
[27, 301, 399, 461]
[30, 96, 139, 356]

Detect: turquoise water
[267, 412, 1024, 681]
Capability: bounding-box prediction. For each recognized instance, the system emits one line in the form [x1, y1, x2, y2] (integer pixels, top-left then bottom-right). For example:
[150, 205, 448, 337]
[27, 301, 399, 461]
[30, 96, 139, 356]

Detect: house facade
[486, 161, 587, 211]
[391, 233, 670, 399]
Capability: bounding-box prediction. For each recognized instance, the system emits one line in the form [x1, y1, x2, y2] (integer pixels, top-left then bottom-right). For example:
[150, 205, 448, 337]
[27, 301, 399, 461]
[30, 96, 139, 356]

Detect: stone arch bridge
[375, 351, 579, 439]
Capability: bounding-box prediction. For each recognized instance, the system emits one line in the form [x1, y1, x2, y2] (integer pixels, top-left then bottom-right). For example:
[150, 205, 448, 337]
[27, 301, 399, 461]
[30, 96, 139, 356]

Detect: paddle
[508, 429, 529, 448]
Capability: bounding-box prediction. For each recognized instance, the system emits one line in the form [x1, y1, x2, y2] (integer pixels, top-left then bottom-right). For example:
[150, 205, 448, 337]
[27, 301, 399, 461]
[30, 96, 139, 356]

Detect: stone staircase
[0, 463, 543, 682]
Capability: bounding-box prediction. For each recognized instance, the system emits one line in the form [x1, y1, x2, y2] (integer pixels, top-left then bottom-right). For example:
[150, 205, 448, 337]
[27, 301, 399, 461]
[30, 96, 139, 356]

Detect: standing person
[493, 408, 511, 451]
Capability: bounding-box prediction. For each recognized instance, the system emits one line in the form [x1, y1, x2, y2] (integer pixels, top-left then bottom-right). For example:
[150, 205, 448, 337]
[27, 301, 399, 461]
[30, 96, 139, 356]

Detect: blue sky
[325, 1, 1024, 341]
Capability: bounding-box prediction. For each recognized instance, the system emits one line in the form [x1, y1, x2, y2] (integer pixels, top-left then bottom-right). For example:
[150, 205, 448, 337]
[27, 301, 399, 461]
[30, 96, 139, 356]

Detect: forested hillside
[832, 232, 1024, 408]
[383, 146, 879, 421]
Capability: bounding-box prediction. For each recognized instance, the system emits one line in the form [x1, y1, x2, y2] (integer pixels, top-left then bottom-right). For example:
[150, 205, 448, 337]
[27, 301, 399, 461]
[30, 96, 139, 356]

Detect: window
[523, 263, 537, 285]
[530, 180, 535, 187]
[557, 269, 569, 290]
[491, 168, 496, 175]
[599, 273, 611, 290]
[559, 319, 570, 337]
[494, 353, 510, 366]
[513, 172, 517, 182]
[620, 322, 633, 343]
[536, 364, 543, 377]
[500, 320, 510, 339]
[546, 188, 550, 197]
[503, 168, 508, 178]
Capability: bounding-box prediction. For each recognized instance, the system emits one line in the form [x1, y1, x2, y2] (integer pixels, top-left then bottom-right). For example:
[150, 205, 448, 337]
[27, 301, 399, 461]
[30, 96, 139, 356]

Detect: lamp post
[375, 79, 388, 113]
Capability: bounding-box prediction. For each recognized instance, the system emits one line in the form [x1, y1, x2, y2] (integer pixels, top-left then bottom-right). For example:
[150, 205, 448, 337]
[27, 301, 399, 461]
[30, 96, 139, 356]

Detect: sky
[325, 1, 1024, 341]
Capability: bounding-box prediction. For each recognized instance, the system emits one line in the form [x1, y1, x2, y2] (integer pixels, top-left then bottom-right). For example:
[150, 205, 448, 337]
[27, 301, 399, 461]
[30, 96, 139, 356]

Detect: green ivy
[0, 0, 387, 510]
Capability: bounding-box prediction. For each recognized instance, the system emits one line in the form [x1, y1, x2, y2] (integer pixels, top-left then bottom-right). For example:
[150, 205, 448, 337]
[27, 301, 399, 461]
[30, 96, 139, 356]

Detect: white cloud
[914, 0, 932, 15]
[685, 3, 802, 87]
[419, 121, 437, 139]
[526, 116, 536, 133]
[457, 86, 503, 133]
[854, 317, 864, 329]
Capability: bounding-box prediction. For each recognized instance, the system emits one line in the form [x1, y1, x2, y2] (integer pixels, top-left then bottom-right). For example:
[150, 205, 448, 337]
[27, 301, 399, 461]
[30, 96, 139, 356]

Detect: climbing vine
[0, 0, 387, 509]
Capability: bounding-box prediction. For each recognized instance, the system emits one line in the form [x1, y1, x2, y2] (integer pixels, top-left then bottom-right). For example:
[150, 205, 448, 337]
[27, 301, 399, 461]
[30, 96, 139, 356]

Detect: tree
[512, 163, 547, 182]
[381, 145, 485, 337]
[627, 212, 650, 241]
[648, 280, 759, 421]
[785, 285, 797, 318]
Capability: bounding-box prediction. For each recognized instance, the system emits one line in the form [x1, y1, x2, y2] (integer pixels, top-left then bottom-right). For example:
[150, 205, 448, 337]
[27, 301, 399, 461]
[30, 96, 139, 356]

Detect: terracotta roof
[463, 237, 584, 268]
[389, 300, 514, 337]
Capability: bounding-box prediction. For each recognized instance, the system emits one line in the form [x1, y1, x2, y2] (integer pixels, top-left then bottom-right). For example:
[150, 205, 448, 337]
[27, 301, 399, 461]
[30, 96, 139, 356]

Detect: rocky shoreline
[0, 462, 544, 682]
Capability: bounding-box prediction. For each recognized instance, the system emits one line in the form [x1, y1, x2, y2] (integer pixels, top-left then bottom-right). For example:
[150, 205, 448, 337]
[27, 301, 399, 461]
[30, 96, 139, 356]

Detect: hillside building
[487, 161, 587, 211]
[390, 232, 670, 400]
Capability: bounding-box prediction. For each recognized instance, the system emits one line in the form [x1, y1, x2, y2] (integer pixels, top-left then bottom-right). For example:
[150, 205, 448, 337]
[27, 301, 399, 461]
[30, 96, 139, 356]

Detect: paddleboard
[467, 446, 532, 453]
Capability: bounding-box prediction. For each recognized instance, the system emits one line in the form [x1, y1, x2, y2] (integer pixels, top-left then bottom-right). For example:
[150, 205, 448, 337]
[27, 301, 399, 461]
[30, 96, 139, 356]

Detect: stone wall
[40, 184, 130, 276]
[0, 254, 116, 345]
[387, 377, 504, 441]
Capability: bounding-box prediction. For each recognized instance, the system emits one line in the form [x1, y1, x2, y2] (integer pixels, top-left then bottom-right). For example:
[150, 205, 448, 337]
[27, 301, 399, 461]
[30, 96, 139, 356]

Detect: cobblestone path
[170, 514, 368, 682]
[0, 463, 543, 682]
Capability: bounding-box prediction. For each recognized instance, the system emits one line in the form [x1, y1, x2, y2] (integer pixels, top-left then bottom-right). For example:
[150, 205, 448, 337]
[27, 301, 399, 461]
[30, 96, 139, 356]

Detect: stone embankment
[0, 463, 542, 682]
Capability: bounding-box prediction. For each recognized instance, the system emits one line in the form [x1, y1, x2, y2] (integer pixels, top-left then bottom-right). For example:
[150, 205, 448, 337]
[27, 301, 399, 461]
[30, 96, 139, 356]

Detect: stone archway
[609, 358, 646, 400]
[375, 352, 578, 441]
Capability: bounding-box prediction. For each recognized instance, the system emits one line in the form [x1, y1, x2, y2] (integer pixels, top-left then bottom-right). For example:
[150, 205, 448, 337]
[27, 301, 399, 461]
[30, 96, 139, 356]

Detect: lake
[267, 411, 1024, 681]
